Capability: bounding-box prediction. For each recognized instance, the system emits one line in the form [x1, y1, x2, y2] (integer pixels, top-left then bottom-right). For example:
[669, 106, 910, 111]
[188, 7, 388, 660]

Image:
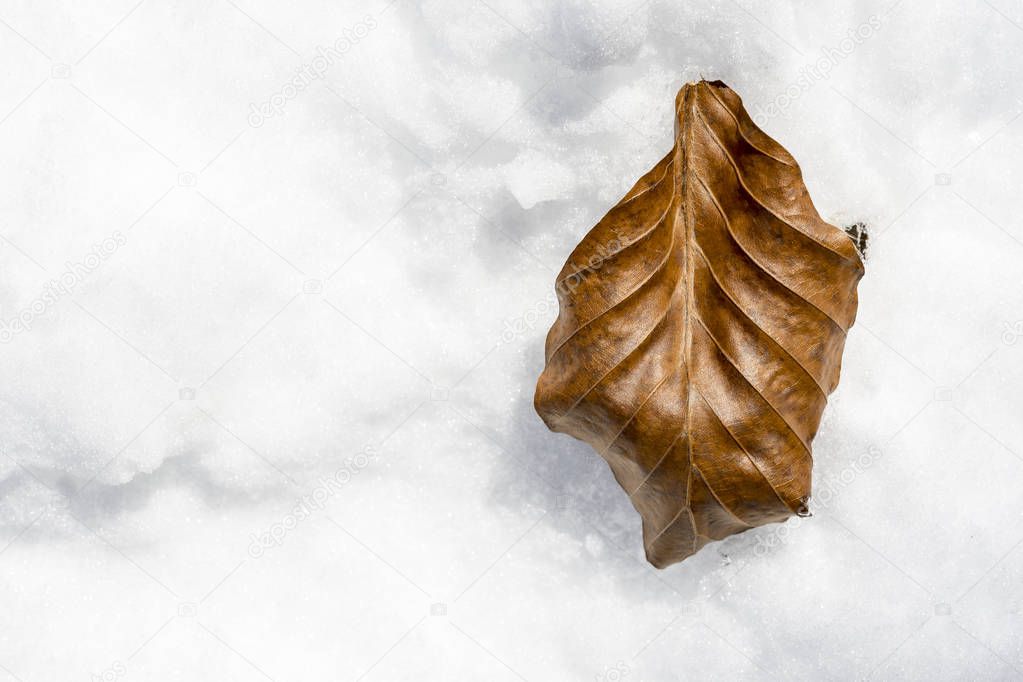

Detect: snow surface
[2, 0, 1023, 680]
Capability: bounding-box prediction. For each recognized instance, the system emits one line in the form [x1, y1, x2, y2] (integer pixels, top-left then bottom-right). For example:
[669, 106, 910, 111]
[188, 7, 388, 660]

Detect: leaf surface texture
[534, 81, 864, 568]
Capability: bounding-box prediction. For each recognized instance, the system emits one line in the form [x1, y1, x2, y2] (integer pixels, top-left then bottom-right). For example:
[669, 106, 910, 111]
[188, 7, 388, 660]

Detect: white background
[2, 0, 1023, 680]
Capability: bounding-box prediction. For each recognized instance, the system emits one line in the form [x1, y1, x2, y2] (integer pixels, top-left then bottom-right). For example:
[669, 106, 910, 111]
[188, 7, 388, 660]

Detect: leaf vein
[600, 369, 674, 457]
[693, 313, 812, 456]
[692, 170, 848, 333]
[558, 258, 683, 418]
[701, 84, 795, 167]
[690, 383, 799, 515]
[691, 463, 754, 529]
[695, 108, 861, 266]
[555, 158, 675, 287]
[547, 201, 678, 363]
[692, 243, 829, 399]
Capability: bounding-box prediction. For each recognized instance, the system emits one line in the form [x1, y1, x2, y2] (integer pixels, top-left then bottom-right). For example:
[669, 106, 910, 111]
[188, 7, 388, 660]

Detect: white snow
[1, 0, 1023, 680]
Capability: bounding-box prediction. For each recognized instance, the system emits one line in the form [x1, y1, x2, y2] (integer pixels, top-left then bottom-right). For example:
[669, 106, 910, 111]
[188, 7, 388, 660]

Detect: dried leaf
[534, 81, 864, 568]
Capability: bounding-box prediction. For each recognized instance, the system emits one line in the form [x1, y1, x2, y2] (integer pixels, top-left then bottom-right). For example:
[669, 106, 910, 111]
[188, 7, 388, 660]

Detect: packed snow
[1, 0, 1022, 680]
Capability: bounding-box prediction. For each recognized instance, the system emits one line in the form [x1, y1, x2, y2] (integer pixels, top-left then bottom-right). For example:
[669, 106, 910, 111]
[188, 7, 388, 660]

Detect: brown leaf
[534, 80, 864, 568]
